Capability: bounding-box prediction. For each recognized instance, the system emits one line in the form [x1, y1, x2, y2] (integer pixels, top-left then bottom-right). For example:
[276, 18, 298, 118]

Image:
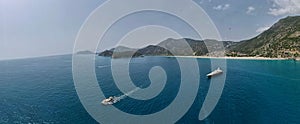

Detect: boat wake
[102, 87, 141, 105]
[97, 65, 111, 69]
[116, 87, 140, 100]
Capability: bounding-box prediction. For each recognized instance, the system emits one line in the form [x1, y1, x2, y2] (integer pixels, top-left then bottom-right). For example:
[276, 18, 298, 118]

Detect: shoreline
[164, 56, 289, 60]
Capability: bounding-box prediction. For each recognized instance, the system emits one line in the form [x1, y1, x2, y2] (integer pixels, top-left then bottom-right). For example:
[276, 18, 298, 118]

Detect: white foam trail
[97, 65, 110, 68]
[116, 87, 140, 100]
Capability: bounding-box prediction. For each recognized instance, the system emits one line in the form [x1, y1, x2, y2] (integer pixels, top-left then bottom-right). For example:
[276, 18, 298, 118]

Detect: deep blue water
[0, 55, 300, 124]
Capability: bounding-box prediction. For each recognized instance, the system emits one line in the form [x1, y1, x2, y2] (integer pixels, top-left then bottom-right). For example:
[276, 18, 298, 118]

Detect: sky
[0, 0, 299, 60]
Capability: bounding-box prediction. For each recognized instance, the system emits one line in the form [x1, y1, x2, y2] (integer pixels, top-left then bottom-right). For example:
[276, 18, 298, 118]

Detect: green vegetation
[99, 16, 300, 59]
[229, 16, 300, 58]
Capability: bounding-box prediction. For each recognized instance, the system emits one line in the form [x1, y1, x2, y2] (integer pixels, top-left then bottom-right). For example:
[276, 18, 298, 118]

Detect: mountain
[98, 38, 236, 58]
[137, 45, 172, 56]
[98, 16, 300, 59]
[98, 46, 142, 58]
[229, 16, 300, 58]
[155, 38, 236, 56]
[76, 50, 94, 54]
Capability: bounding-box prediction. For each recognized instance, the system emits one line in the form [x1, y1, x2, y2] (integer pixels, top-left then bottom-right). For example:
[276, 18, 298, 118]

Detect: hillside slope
[230, 16, 300, 58]
[98, 16, 300, 59]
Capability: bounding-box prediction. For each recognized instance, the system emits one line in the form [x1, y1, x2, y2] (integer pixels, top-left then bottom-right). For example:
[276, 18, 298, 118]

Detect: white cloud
[213, 5, 222, 10]
[256, 26, 270, 33]
[246, 6, 255, 14]
[213, 4, 230, 10]
[198, 0, 204, 4]
[198, 0, 212, 4]
[268, 0, 300, 16]
[224, 4, 230, 9]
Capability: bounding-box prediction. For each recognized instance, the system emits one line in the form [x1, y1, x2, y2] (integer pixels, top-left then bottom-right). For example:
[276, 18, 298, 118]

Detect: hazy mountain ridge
[99, 39, 236, 58]
[98, 16, 300, 59]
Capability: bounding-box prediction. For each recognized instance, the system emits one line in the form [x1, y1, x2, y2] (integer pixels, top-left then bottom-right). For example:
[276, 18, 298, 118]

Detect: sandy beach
[165, 56, 289, 60]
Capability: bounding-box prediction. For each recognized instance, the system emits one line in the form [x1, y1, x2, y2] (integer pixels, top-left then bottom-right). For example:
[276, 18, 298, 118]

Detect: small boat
[101, 96, 119, 105]
[207, 67, 223, 77]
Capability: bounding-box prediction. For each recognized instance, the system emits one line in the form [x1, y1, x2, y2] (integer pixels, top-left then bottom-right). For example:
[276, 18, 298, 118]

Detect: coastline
[164, 56, 289, 60]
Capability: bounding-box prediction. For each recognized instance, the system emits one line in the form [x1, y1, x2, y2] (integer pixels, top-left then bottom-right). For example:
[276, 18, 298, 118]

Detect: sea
[0, 55, 299, 124]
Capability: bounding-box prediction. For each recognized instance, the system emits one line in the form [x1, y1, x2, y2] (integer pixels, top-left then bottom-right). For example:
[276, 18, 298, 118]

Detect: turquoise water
[0, 55, 300, 123]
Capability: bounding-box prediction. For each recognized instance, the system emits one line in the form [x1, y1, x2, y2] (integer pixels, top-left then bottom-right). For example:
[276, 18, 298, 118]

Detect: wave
[115, 87, 140, 100]
[97, 65, 111, 69]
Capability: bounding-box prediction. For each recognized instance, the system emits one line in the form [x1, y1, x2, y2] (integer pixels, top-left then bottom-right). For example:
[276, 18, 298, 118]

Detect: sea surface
[0, 55, 300, 124]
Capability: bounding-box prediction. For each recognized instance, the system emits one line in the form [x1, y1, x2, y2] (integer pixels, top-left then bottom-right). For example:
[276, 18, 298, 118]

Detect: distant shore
[165, 56, 290, 60]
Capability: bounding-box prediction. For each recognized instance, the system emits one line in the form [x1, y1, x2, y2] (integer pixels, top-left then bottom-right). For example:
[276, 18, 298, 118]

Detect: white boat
[207, 67, 223, 77]
[101, 96, 119, 105]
